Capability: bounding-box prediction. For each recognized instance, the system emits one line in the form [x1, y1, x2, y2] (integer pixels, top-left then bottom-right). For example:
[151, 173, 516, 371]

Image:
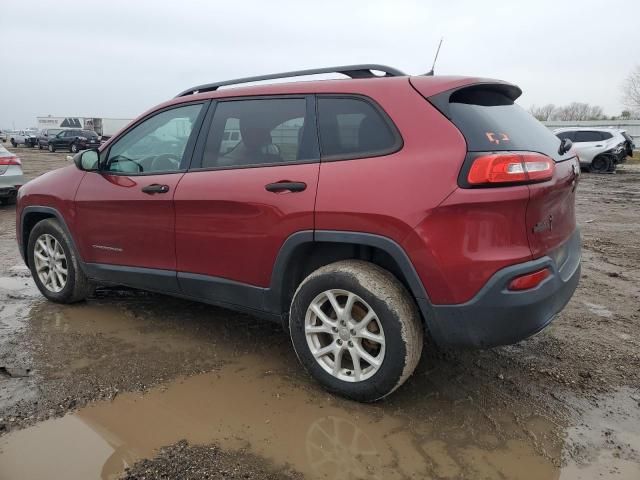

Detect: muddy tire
[27, 218, 92, 303]
[289, 260, 423, 402]
[590, 155, 611, 173]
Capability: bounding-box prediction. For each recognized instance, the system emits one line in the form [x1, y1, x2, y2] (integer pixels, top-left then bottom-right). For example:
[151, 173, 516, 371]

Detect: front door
[74, 102, 206, 290]
[174, 96, 319, 305]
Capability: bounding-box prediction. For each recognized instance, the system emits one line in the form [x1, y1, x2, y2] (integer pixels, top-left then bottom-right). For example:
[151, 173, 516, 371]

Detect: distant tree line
[527, 102, 626, 121]
[529, 66, 640, 122]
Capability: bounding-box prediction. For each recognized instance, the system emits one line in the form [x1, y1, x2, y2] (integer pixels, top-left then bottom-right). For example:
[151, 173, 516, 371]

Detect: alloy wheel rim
[305, 289, 385, 382]
[33, 234, 68, 293]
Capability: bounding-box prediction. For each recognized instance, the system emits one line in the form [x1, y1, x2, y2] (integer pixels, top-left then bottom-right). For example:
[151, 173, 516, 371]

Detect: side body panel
[174, 164, 319, 288]
[73, 172, 184, 271]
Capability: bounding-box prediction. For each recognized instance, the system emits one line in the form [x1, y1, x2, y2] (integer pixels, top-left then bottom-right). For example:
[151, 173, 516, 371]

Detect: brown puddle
[1, 291, 639, 479]
[0, 350, 562, 480]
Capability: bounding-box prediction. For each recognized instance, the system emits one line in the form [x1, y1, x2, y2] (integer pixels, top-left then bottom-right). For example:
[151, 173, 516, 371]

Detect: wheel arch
[267, 230, 435, 333]
[20, 206, 81, 268]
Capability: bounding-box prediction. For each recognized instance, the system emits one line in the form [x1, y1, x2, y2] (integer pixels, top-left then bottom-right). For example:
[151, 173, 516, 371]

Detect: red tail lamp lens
[468, 152, 554, 185]
[0, 156, 21, 166]
[508, 268, 551, 291]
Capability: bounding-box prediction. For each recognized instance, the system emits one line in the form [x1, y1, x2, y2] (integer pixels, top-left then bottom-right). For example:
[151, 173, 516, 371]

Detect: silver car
[0, 144, 25, 205]
[554, 127, 630, 173]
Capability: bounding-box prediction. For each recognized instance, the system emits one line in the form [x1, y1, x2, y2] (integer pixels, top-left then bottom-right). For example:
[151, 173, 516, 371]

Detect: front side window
[105, 103, 202, 174]
[556, 131, 575, 141]
[199, 98, 317, 169]
[317, 97, 399, 159]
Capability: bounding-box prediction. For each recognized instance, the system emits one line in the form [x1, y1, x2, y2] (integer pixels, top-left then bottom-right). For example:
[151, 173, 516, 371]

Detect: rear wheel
[289, 260, 423, 402]
[70, 143, 78, 153]
[27, 219, 92, 303]
[10, 139, 16, 147]
[48, 143, 56, 152]
[590, 155, 611, 173]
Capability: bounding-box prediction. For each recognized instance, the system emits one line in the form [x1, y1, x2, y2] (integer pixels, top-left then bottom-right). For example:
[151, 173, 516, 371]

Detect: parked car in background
[16, 64, 581, 401]
[0, 144, 25, 205]
[37, 128, 63, 150]
[554, 127, 630, 173]
[0, 130, 8, 142]
[10, 129, 39, 148]
[47, 129, 100, 153]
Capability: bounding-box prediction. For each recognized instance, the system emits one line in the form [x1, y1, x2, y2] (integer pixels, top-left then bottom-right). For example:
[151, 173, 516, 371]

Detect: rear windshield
[443, 87, 570, 162]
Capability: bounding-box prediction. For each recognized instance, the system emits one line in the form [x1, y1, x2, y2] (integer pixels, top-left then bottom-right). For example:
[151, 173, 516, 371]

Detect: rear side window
[437, 86, 570, 162]
[574, 131, 602, 142]
[198, 98, 318, 169]
[317, 97, 400, 159]
[600, 131, 613, 140]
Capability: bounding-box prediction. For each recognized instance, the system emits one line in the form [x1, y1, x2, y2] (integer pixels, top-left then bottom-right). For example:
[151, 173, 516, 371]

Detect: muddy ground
[0, 145, 639, 479]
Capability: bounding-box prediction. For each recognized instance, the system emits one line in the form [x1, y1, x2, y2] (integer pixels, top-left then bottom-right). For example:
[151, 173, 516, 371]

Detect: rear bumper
[425, 229, 581, 348]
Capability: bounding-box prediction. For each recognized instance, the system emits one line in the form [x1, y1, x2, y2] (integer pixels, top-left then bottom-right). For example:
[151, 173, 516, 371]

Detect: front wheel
[10, 140, 16, 147]
[590, 155, 611, 173]
[27, 218, 92, 303]
[48, 143, 56, 152]
[70, 143, 78, 153]
[289, 260, 423, 402]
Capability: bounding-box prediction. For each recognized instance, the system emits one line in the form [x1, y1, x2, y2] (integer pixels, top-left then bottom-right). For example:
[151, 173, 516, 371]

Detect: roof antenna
[424, 38, 443, 76]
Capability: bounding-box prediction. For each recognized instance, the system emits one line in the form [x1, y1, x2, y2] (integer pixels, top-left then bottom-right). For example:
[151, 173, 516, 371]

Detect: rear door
[174, 96, 319, 301]
[74, 102, 206, 288]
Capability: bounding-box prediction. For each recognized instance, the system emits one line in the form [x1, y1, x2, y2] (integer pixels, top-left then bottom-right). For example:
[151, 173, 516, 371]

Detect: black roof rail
[175, 64, 406, 97]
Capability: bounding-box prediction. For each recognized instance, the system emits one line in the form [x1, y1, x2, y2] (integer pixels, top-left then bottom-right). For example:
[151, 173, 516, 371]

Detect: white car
[0, 144, 25, 205]
[10, 129, 39, 148]
[554, 127, 630, 173]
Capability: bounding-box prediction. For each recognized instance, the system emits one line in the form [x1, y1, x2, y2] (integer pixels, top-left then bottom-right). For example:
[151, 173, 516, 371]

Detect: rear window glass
[317, 97, 399, 159]
[600, 131, 613, 140]
[443, 87, 569, 161]
[81, 130, 98, 138]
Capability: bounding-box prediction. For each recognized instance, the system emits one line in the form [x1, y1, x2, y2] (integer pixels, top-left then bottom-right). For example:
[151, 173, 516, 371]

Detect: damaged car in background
[554, 127, 633, 173]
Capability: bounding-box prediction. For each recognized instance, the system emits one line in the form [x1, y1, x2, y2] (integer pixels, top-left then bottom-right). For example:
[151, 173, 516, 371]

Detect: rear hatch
[414, 80, 579, 260]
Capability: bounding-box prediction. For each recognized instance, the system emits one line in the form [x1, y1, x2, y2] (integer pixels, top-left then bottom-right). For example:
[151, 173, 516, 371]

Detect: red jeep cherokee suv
[16, 65, 581, 401]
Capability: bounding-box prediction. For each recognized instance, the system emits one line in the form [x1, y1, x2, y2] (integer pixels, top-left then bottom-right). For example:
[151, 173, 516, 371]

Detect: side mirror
[74, 149, 100, 171]
[559, 138, 572, 155]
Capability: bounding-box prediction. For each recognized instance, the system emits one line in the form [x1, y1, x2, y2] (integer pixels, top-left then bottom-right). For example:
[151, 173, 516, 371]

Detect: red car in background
[15, 65, 581, 401]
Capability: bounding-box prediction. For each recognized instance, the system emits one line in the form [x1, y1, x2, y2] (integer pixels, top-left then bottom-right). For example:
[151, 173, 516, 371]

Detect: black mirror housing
[559, 138, 573, 155]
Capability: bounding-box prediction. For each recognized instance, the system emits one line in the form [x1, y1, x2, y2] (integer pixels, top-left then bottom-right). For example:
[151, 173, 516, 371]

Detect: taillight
[0, 156, 21, 166]
[467, 152, 554, 186]
[508, 267, 551, 291]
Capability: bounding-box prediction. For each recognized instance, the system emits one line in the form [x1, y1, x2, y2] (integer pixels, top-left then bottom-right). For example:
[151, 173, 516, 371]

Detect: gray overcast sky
[1, 0, 638, 128]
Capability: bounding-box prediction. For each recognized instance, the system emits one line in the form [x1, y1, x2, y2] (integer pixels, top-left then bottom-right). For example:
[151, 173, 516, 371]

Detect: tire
[289, 260, 423, 402]
[48, 143, 56, 153]
[590, 155, 611, 173]
[70, 143, 78, 153]
[10, 140, 16, 147]
[38, 143, 43, 150]
[27, 218, 92, 303]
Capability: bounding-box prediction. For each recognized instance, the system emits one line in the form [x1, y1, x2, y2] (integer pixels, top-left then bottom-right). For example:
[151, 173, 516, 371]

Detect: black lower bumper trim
[427, 229, 581, 348]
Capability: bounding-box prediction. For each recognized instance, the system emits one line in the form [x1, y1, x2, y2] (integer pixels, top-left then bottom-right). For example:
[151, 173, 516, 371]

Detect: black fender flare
[19, 206, 83, 267]
[266, 230, 436, 333]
